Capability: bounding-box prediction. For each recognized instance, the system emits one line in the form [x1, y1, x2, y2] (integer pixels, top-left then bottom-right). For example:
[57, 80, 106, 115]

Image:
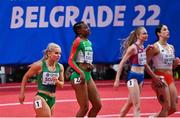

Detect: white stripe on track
[1, 81, 180, 89]
[98, 111, 180, 117]
[0, 82, 118, 89]
[0, 83, 112, 89]
[0, 96, 180, 107]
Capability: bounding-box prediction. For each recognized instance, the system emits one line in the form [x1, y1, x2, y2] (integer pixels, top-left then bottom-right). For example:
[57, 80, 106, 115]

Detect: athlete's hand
[65, 66, 74, 80]
[145, 44, 154, 51]
[113, 79, 120, 88]
[85, 63, 94, 72]
[152, 75, 166, 88]
[19, 93, 25, 104]
[174, 57, 180, 68]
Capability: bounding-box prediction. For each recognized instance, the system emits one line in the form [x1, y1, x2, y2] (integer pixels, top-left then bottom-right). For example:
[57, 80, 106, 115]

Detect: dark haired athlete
[68, 21, 102, 117]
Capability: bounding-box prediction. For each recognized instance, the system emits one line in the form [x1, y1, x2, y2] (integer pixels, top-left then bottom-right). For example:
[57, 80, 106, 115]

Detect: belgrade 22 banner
[0, 0, 180, 65]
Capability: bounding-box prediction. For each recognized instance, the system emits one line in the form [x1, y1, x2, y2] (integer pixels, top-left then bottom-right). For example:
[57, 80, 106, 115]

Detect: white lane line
[0, 81, 152, 89]
[98, 112, 180, 117]
[0, 96, 180, 107]
[1, 81, 180, 89]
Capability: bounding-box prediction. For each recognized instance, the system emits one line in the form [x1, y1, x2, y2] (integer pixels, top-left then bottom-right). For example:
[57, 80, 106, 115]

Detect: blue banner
[0, 0, 180, 65]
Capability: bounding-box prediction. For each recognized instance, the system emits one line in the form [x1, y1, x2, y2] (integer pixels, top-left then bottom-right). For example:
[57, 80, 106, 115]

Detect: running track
[0, 80, 180, 117]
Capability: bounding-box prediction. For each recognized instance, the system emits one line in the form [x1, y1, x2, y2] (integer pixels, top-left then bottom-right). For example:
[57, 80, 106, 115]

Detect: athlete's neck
[135, 40, 144, 48]
[158, 40, 167, 45]
[46, 60, 55, 67]
[79, 35, 88, 39]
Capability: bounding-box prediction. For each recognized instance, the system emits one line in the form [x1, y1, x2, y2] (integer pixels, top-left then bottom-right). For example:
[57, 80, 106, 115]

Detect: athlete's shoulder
[87, 39, 92, 44]
[126, 44, 136, 55]
[74, 37, 81, 43]
[57, 62, 63, 67]
[130, 44, 137, 50]
[153, 41, 160, 49]
[29, 61, 42, 71]
[72, 37, 82, 47]
[57, 63, 64, 72]
[152, 41, 161, 55]
[168, 43, 174, 49]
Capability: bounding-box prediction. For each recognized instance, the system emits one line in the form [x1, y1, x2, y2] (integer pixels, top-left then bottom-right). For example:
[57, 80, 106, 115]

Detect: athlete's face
[49, 47, 61, 62]
[138, 28, 148, 42]
[159, 25, 170, 40]
[80, 23, 90, 37]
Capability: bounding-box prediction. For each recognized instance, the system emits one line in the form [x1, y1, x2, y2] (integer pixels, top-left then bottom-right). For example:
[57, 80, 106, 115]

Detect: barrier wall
[0, 0, 180, 65]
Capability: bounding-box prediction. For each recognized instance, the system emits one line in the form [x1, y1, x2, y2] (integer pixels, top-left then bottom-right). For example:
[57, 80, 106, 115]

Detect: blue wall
[0, 0, 180, 65]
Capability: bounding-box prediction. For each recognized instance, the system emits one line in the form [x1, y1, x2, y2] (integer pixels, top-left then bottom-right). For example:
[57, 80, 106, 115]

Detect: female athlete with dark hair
[68, 21, 102, 117]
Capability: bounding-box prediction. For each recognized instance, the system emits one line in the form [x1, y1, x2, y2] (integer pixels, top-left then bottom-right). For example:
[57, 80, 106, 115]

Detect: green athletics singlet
[36, 61, 61, 93]
[74, 39, 93, 64]
[69, 37, 93, 81]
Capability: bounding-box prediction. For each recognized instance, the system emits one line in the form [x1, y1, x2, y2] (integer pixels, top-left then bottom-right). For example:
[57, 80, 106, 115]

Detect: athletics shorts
[127, 71, 144, 84]
[70, 71, 91, 81]
[155, 71, 173, 85]
[36, 92, 55, 109]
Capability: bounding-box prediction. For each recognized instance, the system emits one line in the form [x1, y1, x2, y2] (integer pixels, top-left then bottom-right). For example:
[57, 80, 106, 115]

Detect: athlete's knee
[158, 94, 166, 104]
[161, 101, 170, 111]
[92, 101, 102, 112]
[133, 102, 140, 111]
[92, 102, 102, 112]
[80, 104, 89, 113]
[135, 106, 140, 112]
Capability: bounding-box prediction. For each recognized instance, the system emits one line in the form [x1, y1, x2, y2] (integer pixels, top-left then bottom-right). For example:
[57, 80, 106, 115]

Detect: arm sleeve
[68, 37, 83, 74]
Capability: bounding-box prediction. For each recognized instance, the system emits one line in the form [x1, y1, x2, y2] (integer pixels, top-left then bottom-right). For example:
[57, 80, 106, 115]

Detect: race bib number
[127, 80, 135, 88]
[76, 51, 85, 63]
[74, 77, 81, 84]
[138, 52, 147, 65]
[34, 99, 42, 109]
[84, 51, 93, 63]
[42, 72, 59, 85]
[162, 54, 174, 64]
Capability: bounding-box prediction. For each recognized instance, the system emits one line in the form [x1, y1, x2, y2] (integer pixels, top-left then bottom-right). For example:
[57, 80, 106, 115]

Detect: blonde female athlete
[114, 27, 164, 117]
[147, 24, 180, 117]
[19, 43, 64, 117]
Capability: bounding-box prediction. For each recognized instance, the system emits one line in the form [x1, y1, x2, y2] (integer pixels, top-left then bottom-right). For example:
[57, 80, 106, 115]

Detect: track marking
[1, 81, 180, 89]
[0, 82, 115, 89]
[0, 96, 180, 107]
[98, 112, 180, 117]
